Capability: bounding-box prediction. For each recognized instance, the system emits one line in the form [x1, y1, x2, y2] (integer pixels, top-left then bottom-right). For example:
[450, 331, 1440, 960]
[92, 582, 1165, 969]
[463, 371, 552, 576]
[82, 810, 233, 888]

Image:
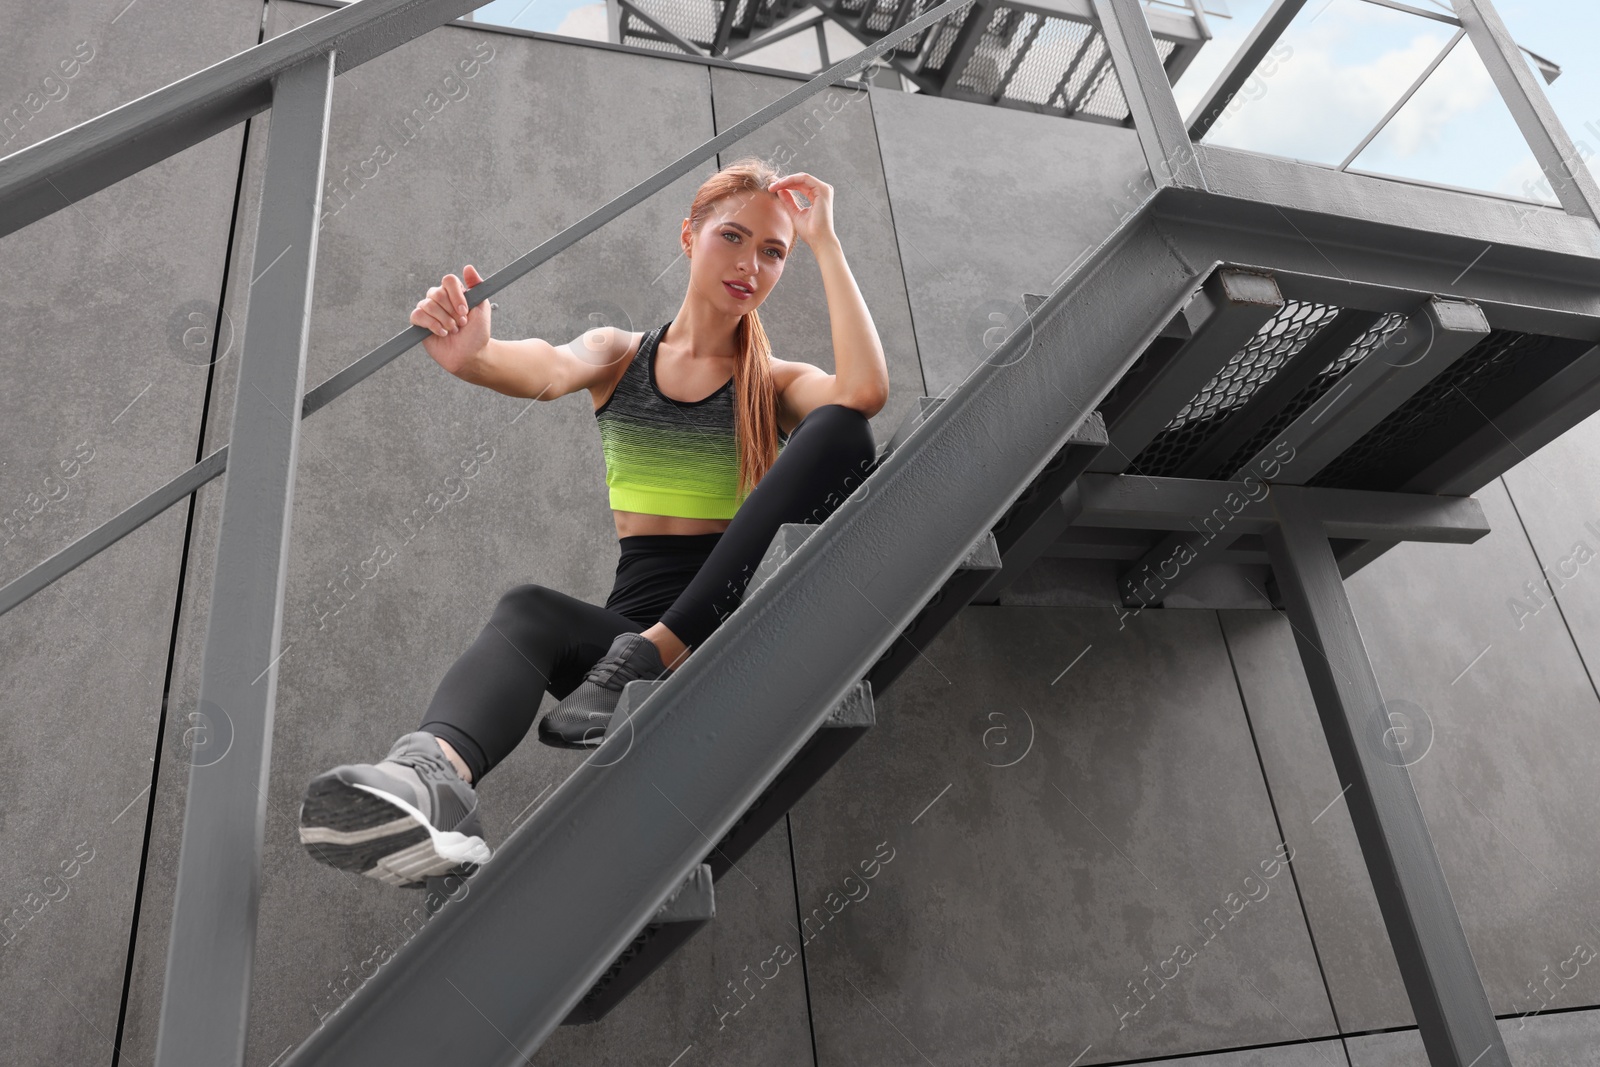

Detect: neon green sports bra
[594, 320, 788, 520]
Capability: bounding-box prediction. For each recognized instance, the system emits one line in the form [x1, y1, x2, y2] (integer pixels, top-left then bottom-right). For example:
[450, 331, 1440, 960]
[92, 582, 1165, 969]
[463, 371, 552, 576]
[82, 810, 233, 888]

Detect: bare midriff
[612, 510, 733, 538]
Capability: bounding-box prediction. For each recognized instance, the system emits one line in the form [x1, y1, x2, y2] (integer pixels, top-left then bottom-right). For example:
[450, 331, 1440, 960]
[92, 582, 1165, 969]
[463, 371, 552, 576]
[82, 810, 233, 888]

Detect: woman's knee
[494, 583, 566, 624]
[795, 403, 878, 469]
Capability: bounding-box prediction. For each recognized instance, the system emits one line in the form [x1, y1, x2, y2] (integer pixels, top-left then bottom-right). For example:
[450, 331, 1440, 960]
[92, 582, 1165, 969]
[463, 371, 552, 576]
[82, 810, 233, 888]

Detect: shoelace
[583, 642, 657, 689]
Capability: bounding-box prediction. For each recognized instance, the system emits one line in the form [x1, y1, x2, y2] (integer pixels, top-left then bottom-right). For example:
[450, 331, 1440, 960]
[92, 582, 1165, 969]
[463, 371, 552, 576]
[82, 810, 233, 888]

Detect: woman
[298, 158, 889, 888]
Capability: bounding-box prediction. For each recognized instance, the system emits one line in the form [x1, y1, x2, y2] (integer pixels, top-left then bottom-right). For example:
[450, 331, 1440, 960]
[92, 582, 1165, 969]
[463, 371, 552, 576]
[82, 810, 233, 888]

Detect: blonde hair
[685, 156, 788, 500]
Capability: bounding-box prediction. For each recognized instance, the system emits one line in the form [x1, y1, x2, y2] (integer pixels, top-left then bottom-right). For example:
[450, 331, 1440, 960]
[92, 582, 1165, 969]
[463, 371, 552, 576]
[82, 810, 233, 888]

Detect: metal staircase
[618, 0, 1208, 121]
[5, 1, 1600, 1065]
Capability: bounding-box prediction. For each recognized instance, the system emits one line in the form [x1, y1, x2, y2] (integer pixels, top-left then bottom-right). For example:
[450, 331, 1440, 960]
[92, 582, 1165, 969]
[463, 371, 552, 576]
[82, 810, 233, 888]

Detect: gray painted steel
[1181, 148, 1600, 263]
[0, 445, 227, 618]
[1088, 268, 1284, 474]
[1092, 0, 1204, 188]
[1176, 310, 1385, 480]
[1068, 474, 1490, 543]
[1454, 0, 1600, 223]
[1263, 488, 1511, 1067]
[1185, 0, 1308, 140]
[0, 0, 487, 239]
[275, 212, 1205, 1066]
[1338, 28, 1467, 172]
[971, 411, 1110, 602]
[153, 51, 335, 1067]
[1416, 343, 1600, 495]
[1243, 297, 1490, 483]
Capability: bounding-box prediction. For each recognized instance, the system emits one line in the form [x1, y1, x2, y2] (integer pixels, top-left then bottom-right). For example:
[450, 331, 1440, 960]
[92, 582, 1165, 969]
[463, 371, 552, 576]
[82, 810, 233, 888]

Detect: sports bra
[594, 320, 789, 520]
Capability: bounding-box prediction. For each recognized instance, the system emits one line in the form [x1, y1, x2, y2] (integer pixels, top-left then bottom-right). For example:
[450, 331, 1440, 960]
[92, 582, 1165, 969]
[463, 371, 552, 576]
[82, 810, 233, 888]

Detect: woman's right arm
[411, 264, 625, 403]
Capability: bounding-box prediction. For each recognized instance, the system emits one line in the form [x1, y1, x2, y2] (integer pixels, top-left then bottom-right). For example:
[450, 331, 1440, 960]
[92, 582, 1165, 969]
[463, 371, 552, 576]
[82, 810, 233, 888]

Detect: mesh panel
[953, 8, 1027, 95]
[924, 14, 965, 72]
[1128, 301, 1341, 478]
[622, 0, 722, 50]
[1208, 310, 1407, 479]
[875, 0, 946, 57]
[1309, 330, 1551, 490]
[1004, 18, 1093, 109]
[1074, 48, 1126, 119]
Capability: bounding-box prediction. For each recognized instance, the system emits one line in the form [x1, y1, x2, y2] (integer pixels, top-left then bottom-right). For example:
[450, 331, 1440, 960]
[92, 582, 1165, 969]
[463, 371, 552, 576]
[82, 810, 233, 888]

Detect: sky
[1170, 0, 1600, 204]
[468, 0, 1600, 206]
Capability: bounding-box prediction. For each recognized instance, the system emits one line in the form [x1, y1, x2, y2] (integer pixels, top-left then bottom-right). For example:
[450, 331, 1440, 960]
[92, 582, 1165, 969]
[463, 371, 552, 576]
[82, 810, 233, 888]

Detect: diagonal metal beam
[1185, 0, 1307, 140]
[1237, 296, 1490, 484]
[275, 212, 1205, 1067]
[1264, 487, 1510, 1067]
[1453, 0, 1600, 223]
[1088, 268, 1284, 473]
[1093, 0, 1204, 188]
[0, 0, 488, 239]
[154, 50, 335, 1067]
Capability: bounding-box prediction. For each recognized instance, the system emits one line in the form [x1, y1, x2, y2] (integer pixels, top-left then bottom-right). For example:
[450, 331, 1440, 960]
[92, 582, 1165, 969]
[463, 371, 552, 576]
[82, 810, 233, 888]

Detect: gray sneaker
[299, 731, 492, 887]
[538, 632, 670, 749]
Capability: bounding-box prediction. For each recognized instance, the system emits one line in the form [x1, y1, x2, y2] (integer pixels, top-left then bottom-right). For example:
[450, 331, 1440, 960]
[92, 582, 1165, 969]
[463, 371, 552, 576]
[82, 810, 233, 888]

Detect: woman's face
[683, 191, 795, 314]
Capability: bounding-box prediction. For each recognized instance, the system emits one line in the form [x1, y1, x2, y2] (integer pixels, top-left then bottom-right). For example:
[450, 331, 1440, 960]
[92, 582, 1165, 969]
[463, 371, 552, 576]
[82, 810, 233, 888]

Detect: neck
[666, 296, 744, 361]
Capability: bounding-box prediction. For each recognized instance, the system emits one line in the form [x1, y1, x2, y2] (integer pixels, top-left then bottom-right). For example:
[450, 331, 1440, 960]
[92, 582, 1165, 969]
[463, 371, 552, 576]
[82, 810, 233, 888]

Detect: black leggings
[418, 403, 879, 784]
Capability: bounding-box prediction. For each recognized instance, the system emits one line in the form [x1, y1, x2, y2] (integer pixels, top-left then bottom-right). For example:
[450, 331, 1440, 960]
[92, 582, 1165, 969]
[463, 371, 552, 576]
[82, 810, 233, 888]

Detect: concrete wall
[4, 2, 1600, 1064]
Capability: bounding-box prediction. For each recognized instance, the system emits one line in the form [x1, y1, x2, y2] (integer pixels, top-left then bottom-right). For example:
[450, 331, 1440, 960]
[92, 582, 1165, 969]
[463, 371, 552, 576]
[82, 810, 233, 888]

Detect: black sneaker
[298, 731, 492, 887]
[538, 632, 670, 749]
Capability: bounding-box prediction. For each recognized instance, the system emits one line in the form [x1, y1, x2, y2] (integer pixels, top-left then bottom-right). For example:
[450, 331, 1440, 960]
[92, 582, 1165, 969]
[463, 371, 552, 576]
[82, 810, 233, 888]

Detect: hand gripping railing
[0, 0, 978, 1062]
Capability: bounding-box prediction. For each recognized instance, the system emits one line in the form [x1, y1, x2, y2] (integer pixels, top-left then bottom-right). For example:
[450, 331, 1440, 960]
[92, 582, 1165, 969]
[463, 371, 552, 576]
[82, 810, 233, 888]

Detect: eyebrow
[721, 220, 789, 252]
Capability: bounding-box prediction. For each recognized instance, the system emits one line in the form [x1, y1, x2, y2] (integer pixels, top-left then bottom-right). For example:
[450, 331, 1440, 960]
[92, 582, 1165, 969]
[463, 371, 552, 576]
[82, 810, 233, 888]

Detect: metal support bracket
[1264, 488, 1510, 1067]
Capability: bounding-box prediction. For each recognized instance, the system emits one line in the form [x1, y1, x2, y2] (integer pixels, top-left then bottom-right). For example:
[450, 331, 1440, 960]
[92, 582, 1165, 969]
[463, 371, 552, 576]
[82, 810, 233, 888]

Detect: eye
[765, 247, 784, 260]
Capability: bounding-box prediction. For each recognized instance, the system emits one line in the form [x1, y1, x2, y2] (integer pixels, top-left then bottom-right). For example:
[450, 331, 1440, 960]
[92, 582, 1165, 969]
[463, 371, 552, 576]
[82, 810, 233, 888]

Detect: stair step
[572, 681, 874, 1024]
[652, 863, 715, 923]
[562, 863, 715, 1025]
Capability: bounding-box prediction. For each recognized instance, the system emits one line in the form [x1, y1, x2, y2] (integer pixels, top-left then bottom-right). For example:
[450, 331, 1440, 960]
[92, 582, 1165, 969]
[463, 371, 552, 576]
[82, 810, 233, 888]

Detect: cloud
[1207, 21, 1463, 165]
[554, 1, 608, 39]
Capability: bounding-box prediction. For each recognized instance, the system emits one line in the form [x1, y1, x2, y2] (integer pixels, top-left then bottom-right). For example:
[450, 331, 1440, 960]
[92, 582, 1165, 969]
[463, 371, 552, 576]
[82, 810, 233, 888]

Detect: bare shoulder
[767, 354, 826, 390]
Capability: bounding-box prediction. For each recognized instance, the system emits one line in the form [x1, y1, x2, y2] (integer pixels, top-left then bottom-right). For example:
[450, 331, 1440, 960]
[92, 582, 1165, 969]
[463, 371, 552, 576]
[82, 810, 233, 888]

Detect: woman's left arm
[772, 174, 890, 421]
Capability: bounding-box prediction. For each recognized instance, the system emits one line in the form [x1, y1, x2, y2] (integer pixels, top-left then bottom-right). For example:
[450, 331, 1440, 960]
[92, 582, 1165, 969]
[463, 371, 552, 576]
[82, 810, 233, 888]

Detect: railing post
[1454, 0, 1600, 223]
[153, 49, 334, 1067]
[1092, 0, 1205, 189]
[1263, 486, 1510, 1067]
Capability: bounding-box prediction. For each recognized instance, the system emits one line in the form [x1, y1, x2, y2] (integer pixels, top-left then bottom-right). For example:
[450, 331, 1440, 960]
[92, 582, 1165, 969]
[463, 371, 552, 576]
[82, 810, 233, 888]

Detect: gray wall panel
[866, 87, 1152, 398]
[1346, 478, 1600, 1024]
[0, 0, 264, 1064]
[1501, 408, 1600, 697]
[1219, 608, 1411, 1033]
[1347, 1005, 1600, 1065]
[791, 606, 1335, 1065]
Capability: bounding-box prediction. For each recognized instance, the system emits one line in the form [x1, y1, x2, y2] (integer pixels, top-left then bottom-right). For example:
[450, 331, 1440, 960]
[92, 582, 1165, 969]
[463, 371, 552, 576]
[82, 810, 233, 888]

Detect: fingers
[442, 273, 469, 322]
[412, 295, 451, 337]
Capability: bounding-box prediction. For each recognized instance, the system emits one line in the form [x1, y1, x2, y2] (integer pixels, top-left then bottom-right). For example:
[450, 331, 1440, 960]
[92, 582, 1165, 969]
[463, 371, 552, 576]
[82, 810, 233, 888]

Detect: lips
[724, 280, 753, 298]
